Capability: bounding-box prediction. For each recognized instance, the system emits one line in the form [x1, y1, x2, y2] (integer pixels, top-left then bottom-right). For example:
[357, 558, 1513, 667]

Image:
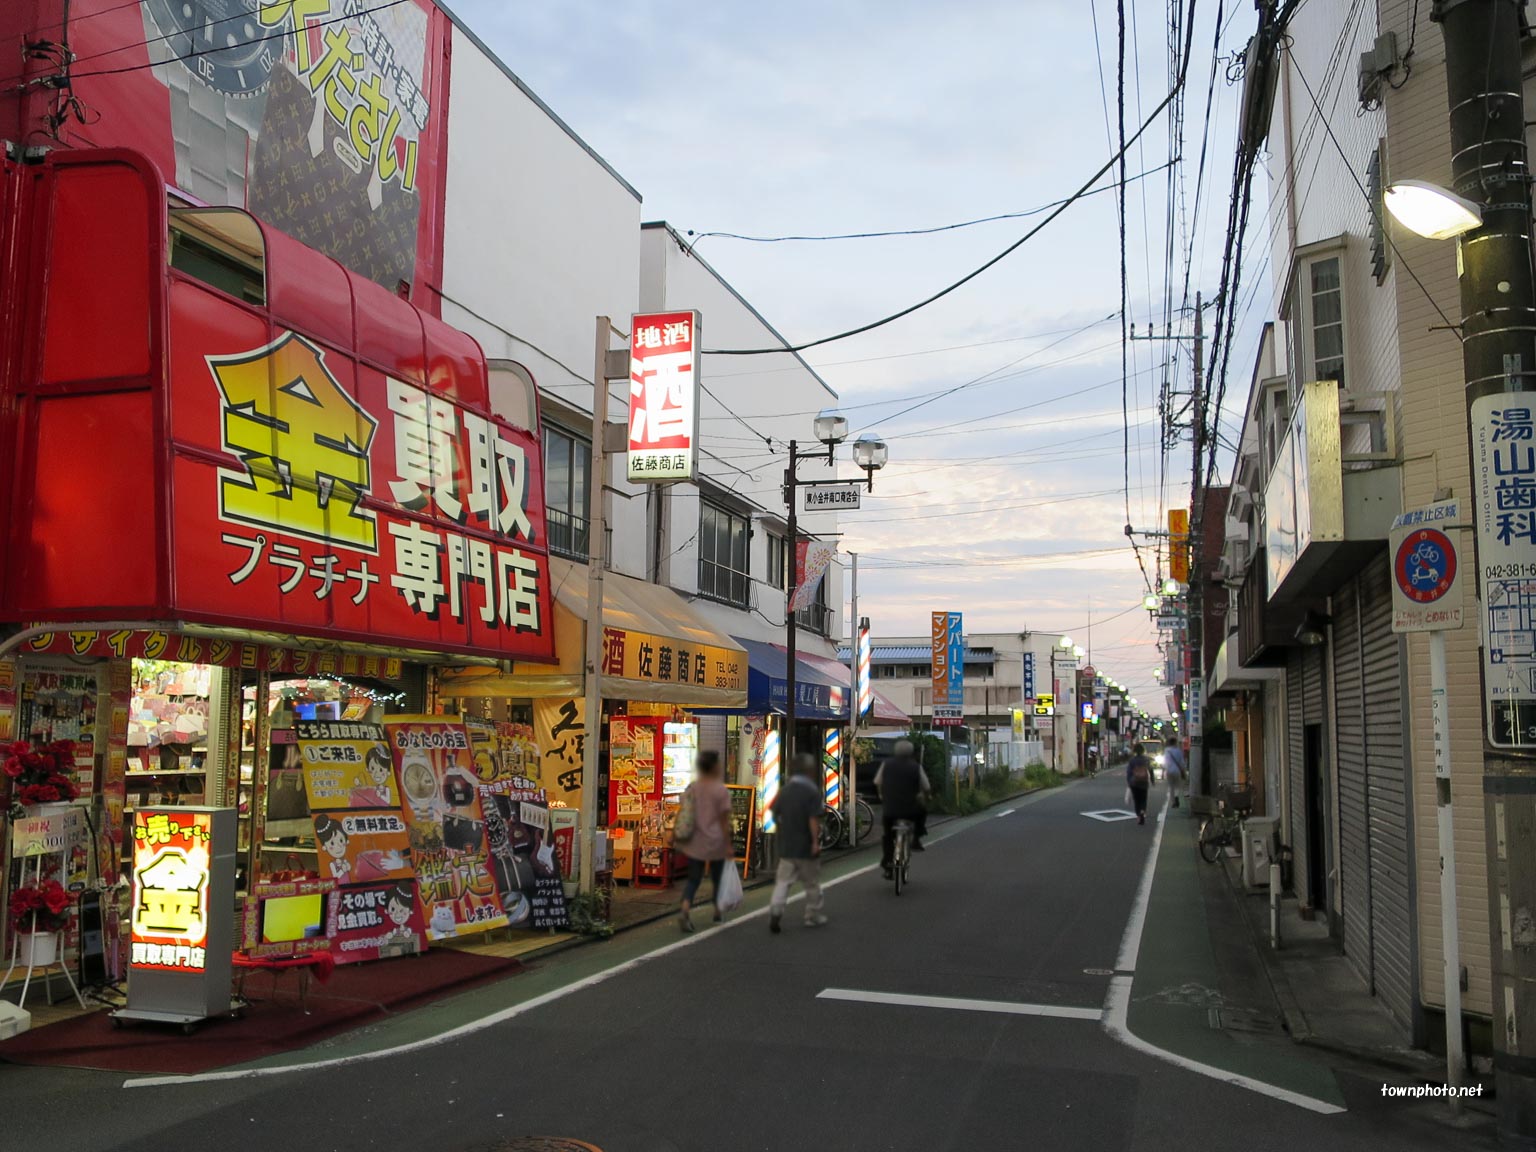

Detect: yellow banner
[600, 627, 745, 694]
[534, 698, 588, 809]
[1169, 508, 1190, 584]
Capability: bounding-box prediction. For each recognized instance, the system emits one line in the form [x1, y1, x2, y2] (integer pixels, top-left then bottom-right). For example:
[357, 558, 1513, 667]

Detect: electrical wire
[702, 0, 1201, 358]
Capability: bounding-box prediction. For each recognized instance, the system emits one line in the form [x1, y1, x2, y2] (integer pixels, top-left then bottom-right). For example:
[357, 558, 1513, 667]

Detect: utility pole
[785, 440, 800, 766]
[1435, 0, 1536, 1140]
[847, 552, 859, 846]
[579, 317, 612, 896]
[1188, 292, 1206, 795]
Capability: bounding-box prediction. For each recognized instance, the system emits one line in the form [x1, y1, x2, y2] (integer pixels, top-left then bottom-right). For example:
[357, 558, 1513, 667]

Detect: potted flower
[2, 739, 80, 819]
[9, 879, 71, 966]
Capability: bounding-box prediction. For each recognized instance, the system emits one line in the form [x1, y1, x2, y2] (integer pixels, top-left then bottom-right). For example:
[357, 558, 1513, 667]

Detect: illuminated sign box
[116, 807, 237, 1028]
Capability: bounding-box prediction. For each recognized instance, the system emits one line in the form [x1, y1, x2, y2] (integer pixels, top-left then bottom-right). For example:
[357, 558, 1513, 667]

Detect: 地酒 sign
[1389, 500, 1464, 634]
[627, 311, 701, 482]
[802, 484, 862, 511]
[1472, 399, 1536, 747]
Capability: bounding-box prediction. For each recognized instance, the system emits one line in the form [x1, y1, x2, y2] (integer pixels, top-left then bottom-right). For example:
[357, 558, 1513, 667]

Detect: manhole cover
[1083, 967, 1115, 976]
[488, 1141, 603, 1152]
[1207, 1007, 1280, 1034]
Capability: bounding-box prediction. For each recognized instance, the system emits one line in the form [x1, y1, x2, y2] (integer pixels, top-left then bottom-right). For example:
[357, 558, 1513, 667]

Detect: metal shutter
[1286, 650, 1309, 903]
[1333, 577, 1372, 985]
[1360, 556, 1414, 1029]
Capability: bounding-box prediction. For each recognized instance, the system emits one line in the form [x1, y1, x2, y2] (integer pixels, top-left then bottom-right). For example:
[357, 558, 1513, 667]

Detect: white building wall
[437, 27, 649, 578]
[639, 224, 844, 656]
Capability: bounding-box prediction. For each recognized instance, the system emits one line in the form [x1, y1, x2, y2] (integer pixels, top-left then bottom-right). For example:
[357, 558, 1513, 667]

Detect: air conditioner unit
[1358, 31, 1399, 108]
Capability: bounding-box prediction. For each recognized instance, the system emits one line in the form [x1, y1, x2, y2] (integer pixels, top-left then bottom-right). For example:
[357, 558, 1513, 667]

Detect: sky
[453, 0, 1274, 709]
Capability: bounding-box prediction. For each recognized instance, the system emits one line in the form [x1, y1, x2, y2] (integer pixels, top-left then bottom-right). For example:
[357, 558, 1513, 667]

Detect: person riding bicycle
[876, 739, 931, 878]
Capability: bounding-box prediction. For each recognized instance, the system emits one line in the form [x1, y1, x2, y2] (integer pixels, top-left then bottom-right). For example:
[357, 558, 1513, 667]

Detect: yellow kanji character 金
[212, 332, 379, 551]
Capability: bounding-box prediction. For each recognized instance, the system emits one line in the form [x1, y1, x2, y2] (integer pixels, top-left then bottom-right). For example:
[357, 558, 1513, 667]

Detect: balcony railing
[547, 507, 589, 560]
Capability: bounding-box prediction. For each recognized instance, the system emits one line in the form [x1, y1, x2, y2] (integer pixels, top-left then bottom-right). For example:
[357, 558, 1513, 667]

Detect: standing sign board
[726, 785, 757, 869]
[120, 807, 236, 1025]
[1472, 399, 1536, 747]
[627, 311, 701, 482]
[930, 611, 965, 726]
[1390, 500, 1465, 633]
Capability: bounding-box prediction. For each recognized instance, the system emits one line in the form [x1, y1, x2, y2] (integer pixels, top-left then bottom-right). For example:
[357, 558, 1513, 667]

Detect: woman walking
[1126, 741, 1153, 825]
[672, 750, 734, 932]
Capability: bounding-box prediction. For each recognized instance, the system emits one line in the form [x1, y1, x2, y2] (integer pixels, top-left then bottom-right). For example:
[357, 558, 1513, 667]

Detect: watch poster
[53, 3, 450, 295]
[478, 775, 569, 932]
[384, 716, 507, 940]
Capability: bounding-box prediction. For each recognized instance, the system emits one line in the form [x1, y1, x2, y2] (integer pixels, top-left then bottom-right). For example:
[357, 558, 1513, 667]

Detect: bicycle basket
[1220, 786, 1253, 817]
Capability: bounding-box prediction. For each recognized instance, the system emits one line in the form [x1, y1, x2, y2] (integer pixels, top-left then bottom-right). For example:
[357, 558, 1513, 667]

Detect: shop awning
[730, 637, 849, 722]
[796, 651, 911, 726]
[436, 559, 747, 708]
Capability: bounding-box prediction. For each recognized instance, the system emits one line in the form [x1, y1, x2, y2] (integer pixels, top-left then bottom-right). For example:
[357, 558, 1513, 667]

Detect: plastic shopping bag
[717, 860, 744, 913]
[1125, 787, 1133, 806]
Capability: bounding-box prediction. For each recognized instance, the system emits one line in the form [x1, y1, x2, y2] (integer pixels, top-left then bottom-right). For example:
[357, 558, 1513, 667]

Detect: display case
[662, 720, 697, 795]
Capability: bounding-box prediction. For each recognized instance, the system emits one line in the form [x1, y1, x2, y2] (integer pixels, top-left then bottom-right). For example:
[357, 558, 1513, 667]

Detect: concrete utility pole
[1435, 0, 1536, 1140]
[1187, 292, 1206, 795]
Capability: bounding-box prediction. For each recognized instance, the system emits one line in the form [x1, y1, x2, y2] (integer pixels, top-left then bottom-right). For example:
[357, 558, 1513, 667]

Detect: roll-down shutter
[1286, 650, 1309, 903]
[1333, 578, 1372, 985]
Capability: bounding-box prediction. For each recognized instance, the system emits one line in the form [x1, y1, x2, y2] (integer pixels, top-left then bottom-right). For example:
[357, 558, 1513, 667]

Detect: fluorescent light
[1384, 180, 1482, 241]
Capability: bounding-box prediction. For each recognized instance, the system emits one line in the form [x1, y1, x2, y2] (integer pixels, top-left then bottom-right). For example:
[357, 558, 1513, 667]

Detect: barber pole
[759, 727, 782, 834]
[824, 728, 842, 805]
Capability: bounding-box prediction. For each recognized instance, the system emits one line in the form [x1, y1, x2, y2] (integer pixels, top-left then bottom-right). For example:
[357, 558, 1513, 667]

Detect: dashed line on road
[995, 808, 1016, 818]
[818, 987, 1102, 1021]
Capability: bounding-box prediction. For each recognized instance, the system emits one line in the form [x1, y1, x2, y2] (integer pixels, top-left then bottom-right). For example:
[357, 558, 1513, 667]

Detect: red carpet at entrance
[0, 948, 526, 1075]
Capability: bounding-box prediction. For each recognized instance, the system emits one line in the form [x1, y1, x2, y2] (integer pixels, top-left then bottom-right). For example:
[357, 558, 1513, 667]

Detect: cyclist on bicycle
[876, 739, 931, 878]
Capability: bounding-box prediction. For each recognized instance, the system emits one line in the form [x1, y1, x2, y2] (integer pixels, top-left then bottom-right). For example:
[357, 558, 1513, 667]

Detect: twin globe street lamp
[782, 410, 888, 761]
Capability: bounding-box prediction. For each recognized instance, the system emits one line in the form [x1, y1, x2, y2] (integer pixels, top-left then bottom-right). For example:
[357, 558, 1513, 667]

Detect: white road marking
[1083, 809, 1137, 822]
[818, 987, 1101, 1021]
[995, 808, 1016, 818]
[123, 857, 890, 1089]
[1102, 798, 1346, 1115]
[123, 784, 1067, 1090]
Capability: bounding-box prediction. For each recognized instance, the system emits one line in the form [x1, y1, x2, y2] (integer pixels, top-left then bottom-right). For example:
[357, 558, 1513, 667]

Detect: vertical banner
[384, 716, 507, 939]
[790, 541, 836, 613]
[627, 311, 701, 481]
[1022, 652, 1036, 702]
[1169, 508, 1190, 585]
[931, 611, 965, 726]
[534, 698, 588, 808]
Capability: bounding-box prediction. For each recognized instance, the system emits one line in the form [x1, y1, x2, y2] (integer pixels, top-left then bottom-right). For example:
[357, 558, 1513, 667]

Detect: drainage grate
[1207, 1006, 1280, 1034]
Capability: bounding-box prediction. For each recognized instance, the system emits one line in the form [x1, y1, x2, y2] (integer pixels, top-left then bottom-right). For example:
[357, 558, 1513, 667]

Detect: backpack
[672, 784, 697, 843]
[1131, 758, 1150, 785]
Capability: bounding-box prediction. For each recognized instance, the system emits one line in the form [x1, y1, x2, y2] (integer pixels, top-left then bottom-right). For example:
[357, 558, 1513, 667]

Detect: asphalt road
[1, 774, 1490, 1151]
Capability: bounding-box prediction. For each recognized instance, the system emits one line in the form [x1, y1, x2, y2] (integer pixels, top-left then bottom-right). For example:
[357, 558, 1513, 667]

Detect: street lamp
[1143, 593, 1160, 610]
[1384, 179, 1483, 240]
[1163, 578, 1179, 595]
[783, 413, 887, 766]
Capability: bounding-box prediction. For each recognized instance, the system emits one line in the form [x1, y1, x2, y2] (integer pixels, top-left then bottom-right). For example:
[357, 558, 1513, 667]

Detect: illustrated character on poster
[348, 744, 397, 808]
[382, 882, 420, 947]
[315, 813, 353, 883]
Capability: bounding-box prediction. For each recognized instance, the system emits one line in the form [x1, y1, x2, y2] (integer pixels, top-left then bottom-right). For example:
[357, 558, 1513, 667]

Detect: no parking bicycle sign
[1389, 500, 1465, 634]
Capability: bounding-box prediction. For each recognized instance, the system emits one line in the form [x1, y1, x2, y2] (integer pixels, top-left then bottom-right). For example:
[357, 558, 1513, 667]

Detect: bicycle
[819, 804, 844, 851]
[817, 798, 874, 850]
[1197, 785, 1253, 863]
[889, 819, 914, 895]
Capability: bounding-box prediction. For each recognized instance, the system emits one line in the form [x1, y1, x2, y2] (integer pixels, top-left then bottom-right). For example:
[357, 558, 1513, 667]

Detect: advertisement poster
[385, 716, 506, 939]
[478, 776, 569, 931]
[129, 810, 212, 973]
[326, 878, 428, 963]
[534, 698, 587, 807]
[295, 721, 399, 810]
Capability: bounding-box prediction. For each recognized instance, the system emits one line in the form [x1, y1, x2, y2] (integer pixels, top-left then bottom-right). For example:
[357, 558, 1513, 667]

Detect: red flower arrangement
[9, 879, 71, 934]
[2, 739, 81, 817]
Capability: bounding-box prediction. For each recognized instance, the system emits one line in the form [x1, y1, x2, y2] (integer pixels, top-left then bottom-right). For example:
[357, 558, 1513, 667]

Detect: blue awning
[731, 637, 850, 722]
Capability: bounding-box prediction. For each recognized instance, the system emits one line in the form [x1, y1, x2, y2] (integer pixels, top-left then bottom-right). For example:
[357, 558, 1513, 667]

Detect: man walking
[768, 753, 827, 933]
[877, 739, 931, 878]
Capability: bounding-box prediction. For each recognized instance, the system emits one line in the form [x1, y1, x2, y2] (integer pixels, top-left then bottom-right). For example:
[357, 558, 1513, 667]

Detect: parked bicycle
[1197, 785, 1253, 863]
[889, 819, 914, 895]
[817, 797, 874, 851]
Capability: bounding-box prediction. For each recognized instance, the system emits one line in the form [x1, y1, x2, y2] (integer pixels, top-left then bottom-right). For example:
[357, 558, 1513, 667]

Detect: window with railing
[543, 425, 590, 559]
[699, 501, 750, 607]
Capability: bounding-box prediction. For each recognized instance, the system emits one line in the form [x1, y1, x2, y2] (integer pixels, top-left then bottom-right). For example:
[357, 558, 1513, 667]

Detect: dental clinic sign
[628, 311, 702, 483]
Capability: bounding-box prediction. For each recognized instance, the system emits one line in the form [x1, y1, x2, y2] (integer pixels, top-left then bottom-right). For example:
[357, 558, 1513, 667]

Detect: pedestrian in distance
[1126, 741, 1153, 825]
[878, 738, 932, 877]
[672, 750, 733, 933]
[768, 753, 827, 933]
[1161, 734, 1186, 808]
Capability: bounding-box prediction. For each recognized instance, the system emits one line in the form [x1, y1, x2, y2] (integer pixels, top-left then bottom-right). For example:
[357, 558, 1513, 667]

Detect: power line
[682, 160, 1175, 249]
[703, 0, 1202, 358]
